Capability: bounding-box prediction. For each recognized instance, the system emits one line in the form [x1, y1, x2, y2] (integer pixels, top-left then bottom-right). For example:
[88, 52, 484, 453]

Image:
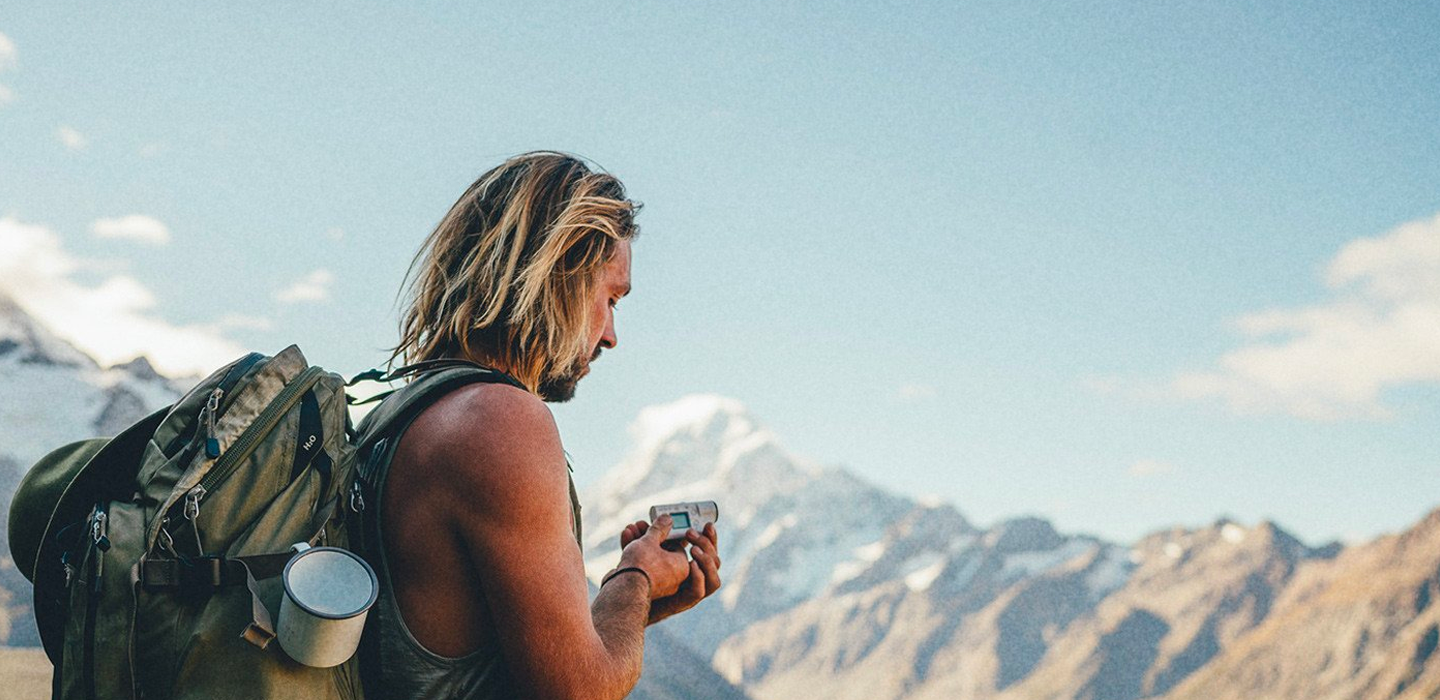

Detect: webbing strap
[345, 388, 397, 406]
[240, 560, 277, 649]
[137, 551, 293, 590]
[138, 492, 341, 591]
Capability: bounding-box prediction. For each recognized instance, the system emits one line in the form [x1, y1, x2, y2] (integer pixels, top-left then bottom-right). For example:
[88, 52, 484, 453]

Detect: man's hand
[618, 518, 722, 625]
[613, 514, 692, 598]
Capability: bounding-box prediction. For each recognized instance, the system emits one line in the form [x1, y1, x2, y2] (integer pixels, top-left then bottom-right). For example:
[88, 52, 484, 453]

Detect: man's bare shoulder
[398, 382, 566, 504]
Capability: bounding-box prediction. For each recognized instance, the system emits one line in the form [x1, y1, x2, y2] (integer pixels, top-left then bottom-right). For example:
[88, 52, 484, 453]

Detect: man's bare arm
[416, 384, 689, 700]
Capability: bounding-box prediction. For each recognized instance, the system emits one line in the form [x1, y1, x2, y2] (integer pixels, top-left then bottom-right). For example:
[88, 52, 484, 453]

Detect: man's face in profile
[539, 239, 632, 402]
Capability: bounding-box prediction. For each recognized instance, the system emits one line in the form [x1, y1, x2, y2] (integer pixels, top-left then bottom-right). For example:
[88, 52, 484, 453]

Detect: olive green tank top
[367, 459, 584, 700]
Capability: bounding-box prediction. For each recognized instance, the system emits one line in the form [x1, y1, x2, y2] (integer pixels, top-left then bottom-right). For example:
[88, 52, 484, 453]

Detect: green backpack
[7, 345, 525, 700]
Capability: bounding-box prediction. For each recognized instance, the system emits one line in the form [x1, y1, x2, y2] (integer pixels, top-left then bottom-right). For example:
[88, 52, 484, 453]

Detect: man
[369, 152, 722, 699]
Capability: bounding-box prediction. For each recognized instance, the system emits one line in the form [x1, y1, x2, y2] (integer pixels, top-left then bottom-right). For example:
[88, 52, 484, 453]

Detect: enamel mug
[276, 543, 379, 667]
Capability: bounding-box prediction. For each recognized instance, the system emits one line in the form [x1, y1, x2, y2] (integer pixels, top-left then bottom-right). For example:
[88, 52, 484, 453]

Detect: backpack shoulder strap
[349, 362, 527, 522]
[352, 363, 525, 456]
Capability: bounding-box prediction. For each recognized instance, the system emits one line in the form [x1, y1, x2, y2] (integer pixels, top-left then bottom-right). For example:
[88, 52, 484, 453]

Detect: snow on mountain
[713, 514, 1131, 700]
[0, 295, 183, 469]
[583, 394, 927, 650]
[0, 295, 93, 370]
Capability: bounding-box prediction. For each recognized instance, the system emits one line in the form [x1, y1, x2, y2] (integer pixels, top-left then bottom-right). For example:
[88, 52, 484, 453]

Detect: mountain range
[578, 392, 1440, 699]
[3, 294, 1439, 699]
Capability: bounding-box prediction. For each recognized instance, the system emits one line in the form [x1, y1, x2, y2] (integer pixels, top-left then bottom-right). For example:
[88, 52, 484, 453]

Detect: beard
[537, 347, 602, 403]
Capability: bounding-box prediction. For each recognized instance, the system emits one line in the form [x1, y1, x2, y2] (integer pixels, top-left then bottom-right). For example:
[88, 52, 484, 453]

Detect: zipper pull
[61, 551, 75, 588]
[91, 503, 109, 593]
[349, 480, 365, 513]
[204, 388, 224, 458]
[91, 506, 111, 552]
[184, 485, 207, 521]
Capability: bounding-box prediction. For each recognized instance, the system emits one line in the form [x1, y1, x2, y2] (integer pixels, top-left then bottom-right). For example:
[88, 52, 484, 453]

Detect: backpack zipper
[204, 388, 224, 458]
[185, 366, 326, 518]
[183, 485, 206, 521]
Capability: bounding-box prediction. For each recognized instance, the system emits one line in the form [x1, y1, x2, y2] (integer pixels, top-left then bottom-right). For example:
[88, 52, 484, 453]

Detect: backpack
[7, 345, 526, 700]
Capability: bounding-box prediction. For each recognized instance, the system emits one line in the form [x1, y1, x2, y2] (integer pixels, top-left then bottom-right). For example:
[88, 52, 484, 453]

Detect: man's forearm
[588, 571, 651, 699]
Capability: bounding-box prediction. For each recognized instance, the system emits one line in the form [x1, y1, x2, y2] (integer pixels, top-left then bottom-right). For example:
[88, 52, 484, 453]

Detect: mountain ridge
[583, 392, 1433, 700]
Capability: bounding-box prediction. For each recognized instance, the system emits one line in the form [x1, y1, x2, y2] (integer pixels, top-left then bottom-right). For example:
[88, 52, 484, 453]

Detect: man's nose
[599, 314, 617, 350]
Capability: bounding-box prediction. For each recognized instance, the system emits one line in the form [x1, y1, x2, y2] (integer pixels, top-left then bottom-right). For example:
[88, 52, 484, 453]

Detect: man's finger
[643, 513, 673, 542]
[683, 561, 705, 604]
[620, 520, 651, 548]
[687, 528, 718, 565]
[690, 546, 721, 595]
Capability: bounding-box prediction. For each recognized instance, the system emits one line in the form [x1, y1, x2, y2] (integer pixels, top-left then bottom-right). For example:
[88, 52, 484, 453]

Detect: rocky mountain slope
[1163, 510, 1440, 700]
[582, 394, 1438, 700]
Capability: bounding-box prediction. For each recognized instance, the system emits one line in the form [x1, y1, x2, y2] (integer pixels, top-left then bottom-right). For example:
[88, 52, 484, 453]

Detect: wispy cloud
[0, 32, 15, 71]
[57, 125, 87, 151]
[0, 31, 17, 105]
[274, 269, 335, 304]
[0, 217, 250, 376]
[92, 214, 171, 245]
[1174, 212, 1440, 420]
[1128, 459, 1177, 478]
[325, 226, 345, 242]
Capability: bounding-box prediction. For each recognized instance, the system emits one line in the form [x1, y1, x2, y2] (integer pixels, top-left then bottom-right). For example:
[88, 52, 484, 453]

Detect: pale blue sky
[2, 1, 1437, 544]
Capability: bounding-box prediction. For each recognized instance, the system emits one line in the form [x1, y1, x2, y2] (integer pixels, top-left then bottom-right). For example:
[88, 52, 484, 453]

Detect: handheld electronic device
[648, 500, 719, 542]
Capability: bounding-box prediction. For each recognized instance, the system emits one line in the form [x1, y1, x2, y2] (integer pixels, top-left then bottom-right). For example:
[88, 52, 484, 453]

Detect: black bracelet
[601, 566, 651, 591]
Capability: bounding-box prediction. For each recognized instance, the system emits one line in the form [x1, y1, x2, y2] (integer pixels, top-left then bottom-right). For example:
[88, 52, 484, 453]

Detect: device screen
[670, 512, 691, 529]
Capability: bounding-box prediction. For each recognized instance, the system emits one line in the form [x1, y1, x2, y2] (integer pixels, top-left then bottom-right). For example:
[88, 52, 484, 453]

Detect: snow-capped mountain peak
[595, 394, 816, 509]
[629, 394, 756, 451]
[0, 294, 95, 369]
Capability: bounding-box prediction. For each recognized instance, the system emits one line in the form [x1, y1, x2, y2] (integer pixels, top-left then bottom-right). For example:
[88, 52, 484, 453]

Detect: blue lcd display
[670, 512, 691, 529]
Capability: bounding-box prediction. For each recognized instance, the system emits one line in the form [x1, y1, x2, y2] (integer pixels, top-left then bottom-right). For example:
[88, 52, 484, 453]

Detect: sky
[1, 1, 1437, 545]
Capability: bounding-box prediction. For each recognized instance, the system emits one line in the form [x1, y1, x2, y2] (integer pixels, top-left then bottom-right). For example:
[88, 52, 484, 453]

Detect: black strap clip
[140, 554, 233, 593]
[179, 555, 227, 590]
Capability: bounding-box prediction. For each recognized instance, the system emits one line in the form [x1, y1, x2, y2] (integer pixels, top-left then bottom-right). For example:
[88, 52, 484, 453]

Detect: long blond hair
[392, 152, 639, 393]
